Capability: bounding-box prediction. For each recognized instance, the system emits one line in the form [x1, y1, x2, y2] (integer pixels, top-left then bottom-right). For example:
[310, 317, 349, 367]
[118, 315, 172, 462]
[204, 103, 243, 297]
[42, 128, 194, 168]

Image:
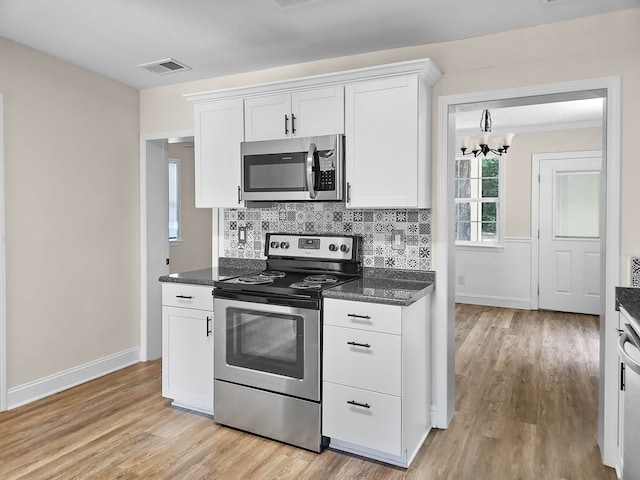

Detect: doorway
[435, 77, 621, 466]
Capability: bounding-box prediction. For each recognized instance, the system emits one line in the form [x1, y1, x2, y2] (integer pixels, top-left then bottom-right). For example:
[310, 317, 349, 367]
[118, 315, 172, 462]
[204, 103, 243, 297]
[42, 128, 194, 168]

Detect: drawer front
[324, 298, 401, 334]
[162, 283, 214, 311]
[323, 325, 401, 395]
[322, 382, 401, 456]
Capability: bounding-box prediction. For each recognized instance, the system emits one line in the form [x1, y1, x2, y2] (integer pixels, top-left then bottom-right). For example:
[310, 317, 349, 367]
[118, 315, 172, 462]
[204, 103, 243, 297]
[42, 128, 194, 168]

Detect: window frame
[168, 157, 181, 244]
[454, 154, 505, 248]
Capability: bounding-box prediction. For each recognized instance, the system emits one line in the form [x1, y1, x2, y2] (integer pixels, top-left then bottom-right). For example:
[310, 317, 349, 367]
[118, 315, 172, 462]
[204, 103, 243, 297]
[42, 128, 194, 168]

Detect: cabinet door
[345, 75, 420, 208]
[291, 86, 344, 137]
[162, 306, 214, 414]
[244, 93, 292, 141]
[194, 98, 244, 208]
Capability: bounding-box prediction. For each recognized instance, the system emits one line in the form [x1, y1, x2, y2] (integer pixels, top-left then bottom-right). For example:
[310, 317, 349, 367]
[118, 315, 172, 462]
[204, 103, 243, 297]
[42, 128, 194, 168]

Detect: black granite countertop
[159, 258, 265, 286]
[616, 286, 640, 322]
[323, 268, 435, 306]
[160, 260, 435, 306]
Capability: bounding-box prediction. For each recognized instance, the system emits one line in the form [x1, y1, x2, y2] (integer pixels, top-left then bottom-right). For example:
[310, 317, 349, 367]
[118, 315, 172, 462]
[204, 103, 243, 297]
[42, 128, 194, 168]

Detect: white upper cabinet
[193, 98, 244, 208]
[244, 86, 344, 141]
[186, 59, 441, 209]
[345, 74, 428, 209]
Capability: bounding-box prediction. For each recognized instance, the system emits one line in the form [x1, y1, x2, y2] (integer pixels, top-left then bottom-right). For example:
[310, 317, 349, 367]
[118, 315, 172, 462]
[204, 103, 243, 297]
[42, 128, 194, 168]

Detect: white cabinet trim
[185, 59, 441, 103]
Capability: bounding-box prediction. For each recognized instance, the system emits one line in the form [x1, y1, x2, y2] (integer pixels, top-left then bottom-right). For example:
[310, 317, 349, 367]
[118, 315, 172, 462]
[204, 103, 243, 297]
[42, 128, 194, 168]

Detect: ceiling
[0, 0, 638, 90]
[456, 98, 604, 135]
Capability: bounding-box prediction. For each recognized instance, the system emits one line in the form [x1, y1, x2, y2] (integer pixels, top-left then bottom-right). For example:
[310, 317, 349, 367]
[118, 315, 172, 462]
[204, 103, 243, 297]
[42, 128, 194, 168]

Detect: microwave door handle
[306, 143, 317, 199]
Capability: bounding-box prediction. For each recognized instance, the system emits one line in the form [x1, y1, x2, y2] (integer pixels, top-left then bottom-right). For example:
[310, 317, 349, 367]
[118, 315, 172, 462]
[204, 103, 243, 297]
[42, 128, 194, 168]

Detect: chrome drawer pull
[347, 341, 371, 348]
[347, 400, 370, 409]
[347, 313, 371, 320]
[176, 295, 193, 299]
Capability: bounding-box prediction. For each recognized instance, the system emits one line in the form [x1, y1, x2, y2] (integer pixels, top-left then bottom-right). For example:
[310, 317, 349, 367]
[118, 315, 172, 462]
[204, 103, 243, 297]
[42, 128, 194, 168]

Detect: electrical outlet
[457, 275, 465, 285]
[238, 226, 247, 244]
[392, 229, 405, 250]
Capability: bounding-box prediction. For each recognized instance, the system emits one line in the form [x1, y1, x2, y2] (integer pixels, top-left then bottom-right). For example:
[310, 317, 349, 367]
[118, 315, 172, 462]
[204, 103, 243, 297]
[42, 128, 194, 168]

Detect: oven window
[244, 153, 306, 191]
[226, 307, 304, 379]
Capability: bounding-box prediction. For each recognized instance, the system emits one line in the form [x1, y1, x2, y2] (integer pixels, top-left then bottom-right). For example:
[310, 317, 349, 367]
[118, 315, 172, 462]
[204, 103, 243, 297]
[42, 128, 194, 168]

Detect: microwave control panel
[317, 151, 336, 191]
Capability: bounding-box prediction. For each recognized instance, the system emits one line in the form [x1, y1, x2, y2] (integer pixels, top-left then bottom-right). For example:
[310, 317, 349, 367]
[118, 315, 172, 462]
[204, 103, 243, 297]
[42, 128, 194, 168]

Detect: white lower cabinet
[322, 295, 431, 467]
[161, 283, 214, 415]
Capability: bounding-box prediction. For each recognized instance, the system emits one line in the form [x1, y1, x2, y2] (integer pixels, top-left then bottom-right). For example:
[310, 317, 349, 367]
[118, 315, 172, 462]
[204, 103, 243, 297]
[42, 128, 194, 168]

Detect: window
[168, 159, 180, 242]
[455, 155, 502, 245]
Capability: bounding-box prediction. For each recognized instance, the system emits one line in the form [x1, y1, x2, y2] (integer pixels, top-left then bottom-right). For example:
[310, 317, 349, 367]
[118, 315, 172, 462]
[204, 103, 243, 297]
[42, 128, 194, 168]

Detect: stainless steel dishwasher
[618, 309, 640, 479]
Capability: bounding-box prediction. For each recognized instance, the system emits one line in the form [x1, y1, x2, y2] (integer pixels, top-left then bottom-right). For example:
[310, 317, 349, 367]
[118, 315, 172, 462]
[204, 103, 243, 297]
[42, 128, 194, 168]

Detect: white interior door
[538, 152, 601, 315]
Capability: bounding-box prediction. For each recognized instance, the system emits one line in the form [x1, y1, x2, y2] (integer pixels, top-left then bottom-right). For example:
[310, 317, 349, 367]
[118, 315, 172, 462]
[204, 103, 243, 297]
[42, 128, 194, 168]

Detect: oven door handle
[306, 143, 317, 200]
[213, 288, 320, 310]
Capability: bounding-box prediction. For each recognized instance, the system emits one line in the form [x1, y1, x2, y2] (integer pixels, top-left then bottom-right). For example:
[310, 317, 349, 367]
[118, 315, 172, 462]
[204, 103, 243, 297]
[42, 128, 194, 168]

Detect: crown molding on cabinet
[184, 58, 442, 103]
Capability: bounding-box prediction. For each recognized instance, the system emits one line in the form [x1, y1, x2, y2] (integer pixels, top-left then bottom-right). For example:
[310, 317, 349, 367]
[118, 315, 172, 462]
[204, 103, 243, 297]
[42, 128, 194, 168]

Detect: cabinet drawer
[323, 382, 401, 456]
[324, 298, 401, 334]
[323, 325, 401, 395]
[162, 283, 213, 311]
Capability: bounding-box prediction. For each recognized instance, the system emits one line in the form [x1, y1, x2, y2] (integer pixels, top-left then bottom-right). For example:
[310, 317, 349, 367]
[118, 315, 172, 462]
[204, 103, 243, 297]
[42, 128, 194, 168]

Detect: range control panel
[265, 233, 357, 261]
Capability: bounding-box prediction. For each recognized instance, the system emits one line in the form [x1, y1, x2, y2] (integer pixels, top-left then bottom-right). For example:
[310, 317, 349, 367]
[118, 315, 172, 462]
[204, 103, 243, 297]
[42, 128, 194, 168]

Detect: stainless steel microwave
[241, 134, 344, 202]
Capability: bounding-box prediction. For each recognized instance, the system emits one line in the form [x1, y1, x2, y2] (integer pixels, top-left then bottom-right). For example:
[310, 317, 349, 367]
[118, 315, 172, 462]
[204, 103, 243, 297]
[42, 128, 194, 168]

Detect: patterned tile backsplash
[223, 202, 432, 271]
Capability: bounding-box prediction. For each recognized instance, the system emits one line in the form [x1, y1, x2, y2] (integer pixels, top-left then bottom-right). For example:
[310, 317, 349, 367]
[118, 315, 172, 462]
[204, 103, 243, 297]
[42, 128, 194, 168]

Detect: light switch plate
[238, 226, 247, 244]
[392, 229, 405, 250]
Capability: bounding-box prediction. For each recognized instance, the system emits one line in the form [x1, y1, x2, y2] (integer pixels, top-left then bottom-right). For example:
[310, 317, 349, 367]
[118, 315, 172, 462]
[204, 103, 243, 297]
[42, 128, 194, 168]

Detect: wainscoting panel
[455, 237, 533, 309]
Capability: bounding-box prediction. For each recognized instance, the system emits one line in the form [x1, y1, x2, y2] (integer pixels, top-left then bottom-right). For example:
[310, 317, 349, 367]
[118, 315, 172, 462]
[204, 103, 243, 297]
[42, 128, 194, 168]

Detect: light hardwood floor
[0, 305, 617, 479]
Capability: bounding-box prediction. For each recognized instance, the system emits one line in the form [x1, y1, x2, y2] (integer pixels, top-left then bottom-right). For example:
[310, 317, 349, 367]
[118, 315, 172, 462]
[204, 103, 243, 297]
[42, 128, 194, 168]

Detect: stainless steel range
[213, 233, 361, 452]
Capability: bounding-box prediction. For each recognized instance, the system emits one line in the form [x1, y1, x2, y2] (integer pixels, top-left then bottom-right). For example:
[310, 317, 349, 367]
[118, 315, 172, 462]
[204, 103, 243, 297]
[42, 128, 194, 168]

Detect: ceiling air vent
[138, 58, 191, 75]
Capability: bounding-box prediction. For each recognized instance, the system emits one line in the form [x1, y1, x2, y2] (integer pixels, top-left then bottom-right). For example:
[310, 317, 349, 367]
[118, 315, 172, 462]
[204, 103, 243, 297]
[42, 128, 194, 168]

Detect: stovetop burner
[233, 275, 274, 285]
[289, 282, 324, 290]
[302, 274, 338, 284]
[260, 270, 286, 279]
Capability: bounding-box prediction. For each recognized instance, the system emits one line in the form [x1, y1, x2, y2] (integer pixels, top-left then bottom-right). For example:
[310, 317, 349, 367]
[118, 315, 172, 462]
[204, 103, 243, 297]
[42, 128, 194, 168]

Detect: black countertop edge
[616, 286, 640, 322]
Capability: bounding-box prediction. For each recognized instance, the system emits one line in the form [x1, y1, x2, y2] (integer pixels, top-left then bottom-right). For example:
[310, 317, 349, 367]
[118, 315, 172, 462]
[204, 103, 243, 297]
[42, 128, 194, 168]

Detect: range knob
[280, 241, 290, 249]
[340, 244, 350, 253]
[328, 244, 338, 252]
[270, 241, 279, 249]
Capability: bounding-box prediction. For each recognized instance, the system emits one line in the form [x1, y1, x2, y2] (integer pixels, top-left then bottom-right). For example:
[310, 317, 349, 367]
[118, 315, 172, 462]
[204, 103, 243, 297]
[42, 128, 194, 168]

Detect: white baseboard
[455, 293, 533, 310]
[7, 347, 140, 410]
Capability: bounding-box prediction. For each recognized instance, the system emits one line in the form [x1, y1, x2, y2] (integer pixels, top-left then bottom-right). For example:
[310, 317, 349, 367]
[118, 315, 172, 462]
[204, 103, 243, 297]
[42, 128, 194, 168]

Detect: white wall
[1, 36, 140, 406]
[456, 238, 533, 309]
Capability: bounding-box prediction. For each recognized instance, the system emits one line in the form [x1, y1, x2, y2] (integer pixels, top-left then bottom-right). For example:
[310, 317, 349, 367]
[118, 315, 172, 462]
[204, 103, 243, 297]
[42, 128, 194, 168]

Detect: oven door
[214, 290, 321, 401]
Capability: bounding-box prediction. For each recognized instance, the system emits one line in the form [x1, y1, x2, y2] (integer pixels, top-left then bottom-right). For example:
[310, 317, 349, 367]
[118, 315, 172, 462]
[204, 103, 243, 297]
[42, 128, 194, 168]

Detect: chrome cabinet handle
[306, 142, 317, 199]
[618, 332, 640, 375]
[284, 114, 289, 135]
[347, 400, 370, 409]
[206, 316, 212, 337]
[347, 341, 370, 348]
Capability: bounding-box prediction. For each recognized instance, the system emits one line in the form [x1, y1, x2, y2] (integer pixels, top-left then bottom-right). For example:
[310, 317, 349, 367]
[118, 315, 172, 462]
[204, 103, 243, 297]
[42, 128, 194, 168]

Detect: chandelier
[459, 109, 515, 157]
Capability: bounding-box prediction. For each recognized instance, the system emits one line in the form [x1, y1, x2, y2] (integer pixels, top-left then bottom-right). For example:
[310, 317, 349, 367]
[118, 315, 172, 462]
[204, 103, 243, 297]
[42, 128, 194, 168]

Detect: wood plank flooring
[0, 305, 617, 479]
